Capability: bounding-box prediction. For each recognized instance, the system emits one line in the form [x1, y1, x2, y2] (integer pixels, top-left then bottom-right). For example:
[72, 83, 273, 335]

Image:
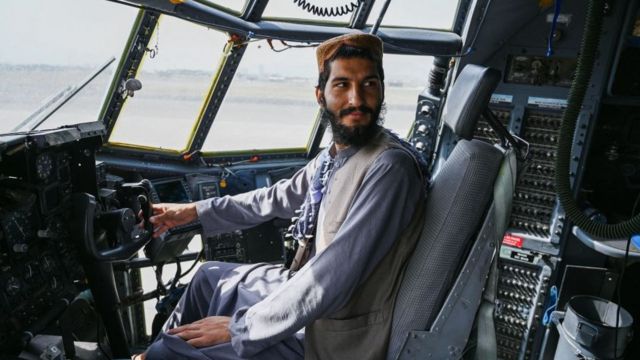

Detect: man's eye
[335, 82, 347, 88]
[364, 80, 378, 87]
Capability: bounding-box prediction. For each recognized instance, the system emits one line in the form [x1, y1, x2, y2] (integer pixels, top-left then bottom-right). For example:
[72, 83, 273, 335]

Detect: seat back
[387, 65, 513, 359]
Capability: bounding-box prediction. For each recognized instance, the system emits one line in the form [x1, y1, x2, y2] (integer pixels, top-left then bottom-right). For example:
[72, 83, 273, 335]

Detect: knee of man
[189, 261, 227, 291]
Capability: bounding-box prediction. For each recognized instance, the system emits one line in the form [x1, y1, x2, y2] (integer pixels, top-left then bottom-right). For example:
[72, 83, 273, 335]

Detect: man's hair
[316, 45, 385, 92]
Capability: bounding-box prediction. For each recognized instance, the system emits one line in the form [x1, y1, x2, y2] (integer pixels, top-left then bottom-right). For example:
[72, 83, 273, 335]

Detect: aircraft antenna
[15, 57, 116, 133]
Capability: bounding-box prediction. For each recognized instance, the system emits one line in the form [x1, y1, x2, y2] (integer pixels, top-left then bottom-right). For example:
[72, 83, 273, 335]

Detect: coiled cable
[292, 0, 362, 17]
[555, 0, 640, 239]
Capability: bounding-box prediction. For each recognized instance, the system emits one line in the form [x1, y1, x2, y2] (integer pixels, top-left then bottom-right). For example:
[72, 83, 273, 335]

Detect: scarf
[291, 148, 335, 245]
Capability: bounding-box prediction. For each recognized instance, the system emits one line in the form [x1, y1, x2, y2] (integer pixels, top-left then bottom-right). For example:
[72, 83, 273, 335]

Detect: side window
[382, 54, 434, 138]
[108, 15, 228, 152]
[0, 0, 137, 134]
[201, 42, 320, 154]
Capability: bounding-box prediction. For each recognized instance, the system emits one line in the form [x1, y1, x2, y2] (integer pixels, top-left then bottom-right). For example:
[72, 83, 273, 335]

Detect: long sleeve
[228, 148, 423, 357]
[195, 157, 319, 237]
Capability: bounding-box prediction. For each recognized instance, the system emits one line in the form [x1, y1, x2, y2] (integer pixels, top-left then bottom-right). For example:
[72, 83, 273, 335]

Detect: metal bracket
[398, 208, 498, 359]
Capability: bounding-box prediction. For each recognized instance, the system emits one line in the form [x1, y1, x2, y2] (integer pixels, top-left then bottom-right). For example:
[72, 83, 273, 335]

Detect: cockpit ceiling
[118, 0, 463, 55]
[97, 0, 464, 157]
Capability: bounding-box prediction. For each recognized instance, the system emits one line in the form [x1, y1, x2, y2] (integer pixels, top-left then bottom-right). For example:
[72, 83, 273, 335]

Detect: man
[141, 33, 427, 360]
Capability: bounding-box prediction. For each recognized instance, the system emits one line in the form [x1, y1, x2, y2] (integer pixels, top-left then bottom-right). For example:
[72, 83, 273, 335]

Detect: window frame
[106, 13, 231, 154]
[100, 0, 463, 162]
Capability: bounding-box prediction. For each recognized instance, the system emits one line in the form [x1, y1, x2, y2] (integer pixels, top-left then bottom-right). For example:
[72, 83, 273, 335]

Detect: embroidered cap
[316, 33, 383, 73]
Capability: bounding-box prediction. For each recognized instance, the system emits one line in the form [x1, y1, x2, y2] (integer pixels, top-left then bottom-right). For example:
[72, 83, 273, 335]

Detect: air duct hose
[555, 0, 640, 239]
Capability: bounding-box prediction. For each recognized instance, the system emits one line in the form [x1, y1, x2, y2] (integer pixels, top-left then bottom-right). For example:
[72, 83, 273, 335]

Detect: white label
[491, 94, 513, 104]
[546, 13, 572, 25]
[527, 96, 567, 109]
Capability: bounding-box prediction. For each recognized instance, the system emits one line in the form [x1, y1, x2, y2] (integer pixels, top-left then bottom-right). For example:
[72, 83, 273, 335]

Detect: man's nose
[348, 85, 365, 107]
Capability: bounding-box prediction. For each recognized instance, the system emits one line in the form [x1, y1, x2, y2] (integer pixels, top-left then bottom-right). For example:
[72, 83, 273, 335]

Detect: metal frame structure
[98, 0, 463, 167]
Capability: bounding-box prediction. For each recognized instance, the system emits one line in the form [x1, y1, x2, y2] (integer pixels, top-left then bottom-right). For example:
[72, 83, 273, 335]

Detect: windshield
[0, 0, 138, 135]
[367, 0, 459, 30]
[108, 14, 229, 152]
[1, 0, 460, 152]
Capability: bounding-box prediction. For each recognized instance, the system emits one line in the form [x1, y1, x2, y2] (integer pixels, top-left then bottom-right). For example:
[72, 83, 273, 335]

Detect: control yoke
[71, 179, 154, 262]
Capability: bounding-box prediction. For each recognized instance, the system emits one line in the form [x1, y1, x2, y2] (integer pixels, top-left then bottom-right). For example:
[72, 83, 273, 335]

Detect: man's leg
[143, 261, 303, 359]
[161, 261, 240, 330]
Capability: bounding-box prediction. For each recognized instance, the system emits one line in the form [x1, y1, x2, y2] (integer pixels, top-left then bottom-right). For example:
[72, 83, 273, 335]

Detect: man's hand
[167, 316, 232, 348]
[149, 203, 198, 238]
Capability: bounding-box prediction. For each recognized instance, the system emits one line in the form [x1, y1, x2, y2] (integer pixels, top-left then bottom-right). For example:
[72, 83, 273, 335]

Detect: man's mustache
[339, 106, 374, 118]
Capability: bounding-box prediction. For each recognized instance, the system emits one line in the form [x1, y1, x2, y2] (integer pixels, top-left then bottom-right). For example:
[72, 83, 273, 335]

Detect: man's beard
[321, 102, 385, 147]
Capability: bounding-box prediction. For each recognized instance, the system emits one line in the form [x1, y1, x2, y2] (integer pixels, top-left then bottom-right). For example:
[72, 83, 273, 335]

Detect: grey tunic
[146, 144, 422, 359]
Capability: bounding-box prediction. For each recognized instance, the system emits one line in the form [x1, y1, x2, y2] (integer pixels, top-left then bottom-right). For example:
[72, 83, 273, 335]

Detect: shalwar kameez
[145, 135, 423, 359]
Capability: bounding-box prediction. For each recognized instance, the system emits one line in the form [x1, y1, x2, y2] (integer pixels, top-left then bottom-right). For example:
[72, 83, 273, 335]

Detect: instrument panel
[0, 124, 102, 355]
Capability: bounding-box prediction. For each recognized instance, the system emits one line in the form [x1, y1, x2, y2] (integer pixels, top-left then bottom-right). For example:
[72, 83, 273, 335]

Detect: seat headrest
[441, 64, 501, 140]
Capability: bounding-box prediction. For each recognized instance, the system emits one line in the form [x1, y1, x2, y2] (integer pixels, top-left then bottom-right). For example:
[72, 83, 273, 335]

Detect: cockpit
[1, 0, 640, 359]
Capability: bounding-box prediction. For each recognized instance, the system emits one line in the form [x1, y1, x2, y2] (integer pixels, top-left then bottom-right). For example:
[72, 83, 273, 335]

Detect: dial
[24, 263, 35, 281]
[41, 255, 54, 272]
[6, 276, 21, 296]
[35, 153, 54, 180]
[3, 212, 32, 250]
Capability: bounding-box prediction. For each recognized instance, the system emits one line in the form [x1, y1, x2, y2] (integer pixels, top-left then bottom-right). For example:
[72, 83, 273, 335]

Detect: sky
[0, 0, 459, 73]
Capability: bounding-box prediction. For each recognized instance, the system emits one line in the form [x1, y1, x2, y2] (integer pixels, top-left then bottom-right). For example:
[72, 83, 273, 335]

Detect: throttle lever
[137, 194, 153, 234]
[119, 179, 154, 234]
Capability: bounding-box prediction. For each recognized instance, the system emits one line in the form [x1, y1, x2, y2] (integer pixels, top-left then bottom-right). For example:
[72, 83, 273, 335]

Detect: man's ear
[315, 87, 325, 106]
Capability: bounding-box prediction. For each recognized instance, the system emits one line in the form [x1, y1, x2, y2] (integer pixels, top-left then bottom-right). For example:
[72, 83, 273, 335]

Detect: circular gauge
[24, 263, 34, 280]
[35, 153, 54, 180]
[6, 276, 21, 296]
[5, 212, 31, 251]
[41, 255, 53, 272]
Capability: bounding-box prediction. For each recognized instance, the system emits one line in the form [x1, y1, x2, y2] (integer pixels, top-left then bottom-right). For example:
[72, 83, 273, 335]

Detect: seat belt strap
[474, 148, 518, 360]
[289, 239, 313, 272]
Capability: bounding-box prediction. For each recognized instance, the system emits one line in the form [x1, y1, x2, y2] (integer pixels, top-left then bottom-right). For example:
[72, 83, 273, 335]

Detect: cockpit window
[381, 53, 435, 137]
[201, 42, 319, 154]
[200, 0, 247, 14]
[0, 0, 137, 134]
[108, 15, 228, 152]
[367, 0, 459, 30]
[201, 42, 433, 154]
[261, 1, 353, 25]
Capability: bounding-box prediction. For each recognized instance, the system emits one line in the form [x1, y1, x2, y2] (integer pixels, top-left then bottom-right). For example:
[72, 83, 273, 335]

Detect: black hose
[555, 0, 640, 239]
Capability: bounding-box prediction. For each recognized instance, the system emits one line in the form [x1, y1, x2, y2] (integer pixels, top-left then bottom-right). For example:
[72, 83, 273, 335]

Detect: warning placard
[502, 234, 523, 248]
